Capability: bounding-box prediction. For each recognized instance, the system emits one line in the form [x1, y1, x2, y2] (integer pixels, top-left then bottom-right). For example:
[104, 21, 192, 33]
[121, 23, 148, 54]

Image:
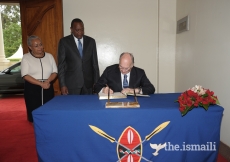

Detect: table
[32, 93, 224, 162]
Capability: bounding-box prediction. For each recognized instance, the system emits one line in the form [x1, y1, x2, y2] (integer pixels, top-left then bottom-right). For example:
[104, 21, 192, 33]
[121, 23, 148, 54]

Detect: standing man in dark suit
[58, 18, 100, 95]
[94, 52, 155, 95]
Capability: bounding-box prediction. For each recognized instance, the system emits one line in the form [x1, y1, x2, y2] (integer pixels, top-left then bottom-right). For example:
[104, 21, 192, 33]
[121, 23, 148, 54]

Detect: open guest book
[99, 88, 140, 108]
[98, 92, 149, 100]
[125, 93, 150, 97]
[98, 92, 126, 100]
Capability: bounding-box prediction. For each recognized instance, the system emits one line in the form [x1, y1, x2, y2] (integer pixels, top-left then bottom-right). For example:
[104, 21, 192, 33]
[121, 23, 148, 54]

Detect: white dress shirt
[73, 35, 83, 49]
[121, 72, 130, 89]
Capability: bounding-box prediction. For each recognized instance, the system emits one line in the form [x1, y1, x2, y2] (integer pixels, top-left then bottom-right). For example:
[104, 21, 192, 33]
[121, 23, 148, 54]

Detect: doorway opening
[0, 3, 22, 71]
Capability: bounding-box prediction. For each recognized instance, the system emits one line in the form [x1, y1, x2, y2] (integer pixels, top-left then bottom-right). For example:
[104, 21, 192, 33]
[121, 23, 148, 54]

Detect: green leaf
[202, 104, 209, 110]
[202, 93, 208, 97]
[213, 97, 220, 105]
[181, 106, 193, 116]
[181, 109, 189, 116]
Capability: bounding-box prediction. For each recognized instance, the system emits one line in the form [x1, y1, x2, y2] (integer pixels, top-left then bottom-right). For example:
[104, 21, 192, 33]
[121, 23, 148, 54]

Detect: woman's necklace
[31, 52, 45, 58]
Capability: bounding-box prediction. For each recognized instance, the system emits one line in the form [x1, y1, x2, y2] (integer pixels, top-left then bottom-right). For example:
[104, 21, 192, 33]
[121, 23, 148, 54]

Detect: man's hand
[102, 87, 114, 94]
[61, 86, 68, 95]
[121, 88, 132, 95]
[121, 88, 140, 94]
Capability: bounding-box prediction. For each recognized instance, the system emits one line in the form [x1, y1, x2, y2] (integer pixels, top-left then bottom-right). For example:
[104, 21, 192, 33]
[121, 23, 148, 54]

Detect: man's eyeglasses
[119, 65, 132, 72]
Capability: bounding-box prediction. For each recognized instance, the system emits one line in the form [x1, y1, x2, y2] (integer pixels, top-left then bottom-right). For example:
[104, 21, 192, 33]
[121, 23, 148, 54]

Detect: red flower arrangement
[177, 85, 220, 116]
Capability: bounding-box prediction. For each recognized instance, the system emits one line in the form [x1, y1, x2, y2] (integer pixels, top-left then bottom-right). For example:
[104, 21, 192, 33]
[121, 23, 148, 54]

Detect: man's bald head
[119, 52, 134, 74]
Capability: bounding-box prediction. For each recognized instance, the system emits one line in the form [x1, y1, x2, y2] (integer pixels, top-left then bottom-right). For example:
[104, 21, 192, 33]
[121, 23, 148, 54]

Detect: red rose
[179, 106, 186, 112]
[177, 86, 219, 116]
[187, 90, 198, 98]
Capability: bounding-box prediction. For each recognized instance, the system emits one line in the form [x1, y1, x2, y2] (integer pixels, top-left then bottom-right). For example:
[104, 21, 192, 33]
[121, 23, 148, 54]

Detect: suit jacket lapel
[82, 35, 89, 59]
[129, 67, 136, 88]
[70, 34, 82, 59]
[115, 66, 122, 90]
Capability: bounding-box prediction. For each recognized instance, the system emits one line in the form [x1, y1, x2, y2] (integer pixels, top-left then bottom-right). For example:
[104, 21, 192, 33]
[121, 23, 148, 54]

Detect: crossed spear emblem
[89, 121, 170, 162]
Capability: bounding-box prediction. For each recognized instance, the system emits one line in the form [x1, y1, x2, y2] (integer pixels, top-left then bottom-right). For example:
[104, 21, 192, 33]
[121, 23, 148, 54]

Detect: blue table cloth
[32, 93, 224, 162]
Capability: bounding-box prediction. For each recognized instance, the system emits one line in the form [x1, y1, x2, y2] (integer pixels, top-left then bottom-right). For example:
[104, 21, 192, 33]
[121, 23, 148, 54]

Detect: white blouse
[21, 52, 57, 80]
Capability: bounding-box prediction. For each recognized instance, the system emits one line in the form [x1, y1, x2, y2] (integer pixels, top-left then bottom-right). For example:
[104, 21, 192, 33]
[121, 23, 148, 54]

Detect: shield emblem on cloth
[117, 126, 142, 162]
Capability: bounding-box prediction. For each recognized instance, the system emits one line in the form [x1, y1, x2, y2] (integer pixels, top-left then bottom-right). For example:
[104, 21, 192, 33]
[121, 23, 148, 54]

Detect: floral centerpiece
[177, 85, 220, 116]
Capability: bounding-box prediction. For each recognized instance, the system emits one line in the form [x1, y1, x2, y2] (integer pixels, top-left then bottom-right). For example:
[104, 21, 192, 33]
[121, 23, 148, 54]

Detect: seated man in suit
[94, 52, 155, 95]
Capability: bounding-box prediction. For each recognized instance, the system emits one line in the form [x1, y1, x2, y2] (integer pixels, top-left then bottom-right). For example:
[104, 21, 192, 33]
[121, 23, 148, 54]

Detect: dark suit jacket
[57, 35, 99, 90]
[94, 64, 155, 95]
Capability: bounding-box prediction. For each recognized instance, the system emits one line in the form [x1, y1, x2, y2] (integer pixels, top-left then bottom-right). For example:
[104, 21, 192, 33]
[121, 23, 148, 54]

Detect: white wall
[176, 0, 230, 146]
[63, 0, 176, 93]
[159, 0, 176, 92]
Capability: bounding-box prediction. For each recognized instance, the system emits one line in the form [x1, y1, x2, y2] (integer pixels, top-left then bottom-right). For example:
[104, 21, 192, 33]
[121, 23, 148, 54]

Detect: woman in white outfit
[21, 35, 57, 122]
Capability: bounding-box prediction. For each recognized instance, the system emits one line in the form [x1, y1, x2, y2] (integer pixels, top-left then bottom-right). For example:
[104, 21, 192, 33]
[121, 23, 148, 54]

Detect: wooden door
[20, 0, 63, 95]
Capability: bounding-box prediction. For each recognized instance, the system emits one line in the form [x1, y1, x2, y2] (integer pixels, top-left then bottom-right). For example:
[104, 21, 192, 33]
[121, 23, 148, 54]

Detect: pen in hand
[106, 84, 110, 102]
[104, 84, 114, 94]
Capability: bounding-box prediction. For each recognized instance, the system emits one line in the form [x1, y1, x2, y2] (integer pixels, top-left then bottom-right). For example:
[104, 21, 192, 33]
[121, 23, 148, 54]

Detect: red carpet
[218, 154, 229, 162]
[0, 95, 38, 162]
[0, 95, 228, 162]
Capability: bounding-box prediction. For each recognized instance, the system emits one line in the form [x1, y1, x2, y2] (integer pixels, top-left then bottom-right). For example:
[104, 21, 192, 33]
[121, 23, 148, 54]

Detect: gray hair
[119, 52, 134, 63]
[27, 35, 41, 46]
